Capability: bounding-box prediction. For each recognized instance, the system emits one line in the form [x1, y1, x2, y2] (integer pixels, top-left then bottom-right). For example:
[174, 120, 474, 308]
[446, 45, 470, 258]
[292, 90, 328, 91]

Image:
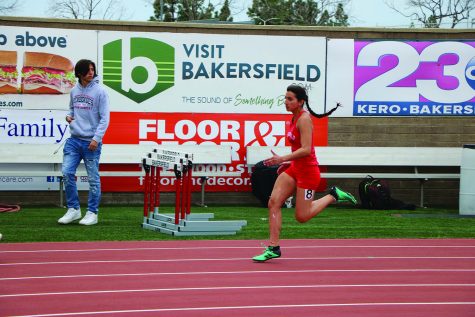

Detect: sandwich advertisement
[0, 49, 75, 94]
[21, 51, 75, 94]
[0, 50, 75, 94]
[0, 50, 17, 94]
[0, 26, 96, 110]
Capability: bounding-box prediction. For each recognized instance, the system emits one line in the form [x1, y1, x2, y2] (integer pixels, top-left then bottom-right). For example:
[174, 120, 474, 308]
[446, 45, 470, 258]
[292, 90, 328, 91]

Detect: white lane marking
[2, 256, 475, 266]
[2, 283, 475, 298]
[2, 268, 475, 281]
[10, 302, 475, 317]
[2, 245, 475, 253]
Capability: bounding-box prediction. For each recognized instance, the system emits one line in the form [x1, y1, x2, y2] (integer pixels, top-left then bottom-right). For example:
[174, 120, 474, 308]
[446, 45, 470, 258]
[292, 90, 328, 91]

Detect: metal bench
[246, 146, 462, 206]
[0, 144, 238, 206]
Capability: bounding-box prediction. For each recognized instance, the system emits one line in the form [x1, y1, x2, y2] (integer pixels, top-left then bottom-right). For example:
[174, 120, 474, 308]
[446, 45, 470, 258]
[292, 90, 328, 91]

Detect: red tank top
[286, 110, 318, 168]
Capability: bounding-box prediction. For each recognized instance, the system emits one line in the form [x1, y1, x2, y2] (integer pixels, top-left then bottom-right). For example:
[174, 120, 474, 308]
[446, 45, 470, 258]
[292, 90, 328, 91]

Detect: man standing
[58, 59, 110, 226]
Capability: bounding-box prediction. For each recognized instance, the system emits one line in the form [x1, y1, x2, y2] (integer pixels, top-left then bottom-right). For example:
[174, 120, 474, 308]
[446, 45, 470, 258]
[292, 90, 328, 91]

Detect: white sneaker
[58, 208, 81, 224]
[79, 211, 98, 226]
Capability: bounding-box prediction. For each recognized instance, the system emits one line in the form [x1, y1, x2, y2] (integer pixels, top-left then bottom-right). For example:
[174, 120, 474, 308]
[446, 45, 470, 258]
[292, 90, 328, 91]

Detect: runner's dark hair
[287, 84, 341, 118]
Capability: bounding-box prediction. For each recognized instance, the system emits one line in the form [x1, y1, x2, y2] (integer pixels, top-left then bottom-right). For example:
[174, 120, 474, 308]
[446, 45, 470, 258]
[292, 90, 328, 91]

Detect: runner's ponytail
[287, 84, 341, 118]
[306, 102, 341, 118]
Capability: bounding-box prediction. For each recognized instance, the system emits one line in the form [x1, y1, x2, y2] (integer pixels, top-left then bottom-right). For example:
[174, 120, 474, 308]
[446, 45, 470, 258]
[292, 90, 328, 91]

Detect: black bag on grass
[251, 160, 279, 207]
[358, 175, 416, 210]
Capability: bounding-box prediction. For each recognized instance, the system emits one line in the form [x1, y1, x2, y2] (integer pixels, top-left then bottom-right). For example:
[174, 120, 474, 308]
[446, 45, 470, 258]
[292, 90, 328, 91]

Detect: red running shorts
[284, 164, 321, 190]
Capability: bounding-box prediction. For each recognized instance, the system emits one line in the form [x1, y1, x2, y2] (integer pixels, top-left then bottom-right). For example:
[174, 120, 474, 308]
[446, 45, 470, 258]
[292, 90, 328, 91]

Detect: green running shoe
[252, 246, 281, 262]
[329, 186, 357, 204]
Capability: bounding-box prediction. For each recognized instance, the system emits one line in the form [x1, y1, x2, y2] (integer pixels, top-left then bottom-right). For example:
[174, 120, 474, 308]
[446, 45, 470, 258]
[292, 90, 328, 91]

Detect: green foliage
[148, 0, 348, 25]
[177, 0, 210, 21]
[318, 9, 330, 25]
[248, 0, 290, 25]
[1, 205, 474, 243]
[150, 0, 179, 21]
[291, 0, 320, 25]
[248, 0, 350, 26]
[425, 15, 439, 28]
[150, 0, 216, 22]
[218, 0, 233, 22]
[332, 3, 348, 26]
[318, 3, 347, 26]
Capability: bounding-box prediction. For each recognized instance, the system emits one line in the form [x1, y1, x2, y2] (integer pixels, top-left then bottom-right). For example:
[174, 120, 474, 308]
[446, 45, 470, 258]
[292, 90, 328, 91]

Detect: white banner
[98, 31, 327, 114]
[0, 109, 69, 144]
[0, 26, 97, 110]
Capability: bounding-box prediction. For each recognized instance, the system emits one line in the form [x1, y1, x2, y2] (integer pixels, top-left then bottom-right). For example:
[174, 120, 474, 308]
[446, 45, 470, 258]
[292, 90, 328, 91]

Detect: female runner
[253, 85, 357, 262]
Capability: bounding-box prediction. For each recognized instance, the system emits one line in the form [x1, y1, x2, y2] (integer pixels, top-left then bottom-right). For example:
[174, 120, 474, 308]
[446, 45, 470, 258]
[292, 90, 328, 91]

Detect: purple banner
[354, 41, 475, 116]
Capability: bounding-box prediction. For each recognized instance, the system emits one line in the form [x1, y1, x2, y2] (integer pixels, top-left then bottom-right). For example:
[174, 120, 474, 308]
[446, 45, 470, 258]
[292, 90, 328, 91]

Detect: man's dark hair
[74, 59, 97, 79]
[287, 84, 340, 118]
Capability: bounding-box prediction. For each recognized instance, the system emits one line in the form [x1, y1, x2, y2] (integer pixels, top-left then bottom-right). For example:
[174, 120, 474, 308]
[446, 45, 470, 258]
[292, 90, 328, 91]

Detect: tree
[425, 14, 439, 28]
[218, 0, 233, 21]
[48, 0, 127, 20]
[291, 0, 320, 25]
[0, 0, 19, 15]
[177, 0, 214, 21]
[317, 9, 331, 25]
[150, 0, 217, 21]
[248, 0, 350, 26]
[247, 0, 292, 25]
[331, 2, 348, 26]
[386, 0, 475, 28]
[150, 0, 179, 21]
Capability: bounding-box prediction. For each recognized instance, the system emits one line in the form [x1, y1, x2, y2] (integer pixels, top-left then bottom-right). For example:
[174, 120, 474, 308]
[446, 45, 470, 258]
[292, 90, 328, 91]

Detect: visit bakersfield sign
[98, 31, 326, 114]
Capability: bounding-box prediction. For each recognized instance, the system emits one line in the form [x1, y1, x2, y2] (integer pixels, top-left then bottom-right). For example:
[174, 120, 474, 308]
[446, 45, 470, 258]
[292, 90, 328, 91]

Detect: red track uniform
[284, 111, 321, 190]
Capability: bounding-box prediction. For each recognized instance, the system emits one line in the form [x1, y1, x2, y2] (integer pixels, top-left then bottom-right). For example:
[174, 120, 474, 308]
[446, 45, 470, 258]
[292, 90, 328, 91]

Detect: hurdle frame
[141, 147, 246, 236]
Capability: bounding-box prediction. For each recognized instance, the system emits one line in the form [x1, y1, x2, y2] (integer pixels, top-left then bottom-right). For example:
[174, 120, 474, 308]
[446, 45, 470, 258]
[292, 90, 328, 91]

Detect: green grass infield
[1, 205, 474, 243]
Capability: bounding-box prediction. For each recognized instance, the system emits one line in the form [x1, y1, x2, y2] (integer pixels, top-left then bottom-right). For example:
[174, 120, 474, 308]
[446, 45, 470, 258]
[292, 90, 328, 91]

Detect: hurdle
[141, 147, 247, 236]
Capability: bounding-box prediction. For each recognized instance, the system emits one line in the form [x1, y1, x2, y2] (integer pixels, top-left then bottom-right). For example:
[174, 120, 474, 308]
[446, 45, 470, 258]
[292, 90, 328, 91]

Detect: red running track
[1, 239, 474, 317]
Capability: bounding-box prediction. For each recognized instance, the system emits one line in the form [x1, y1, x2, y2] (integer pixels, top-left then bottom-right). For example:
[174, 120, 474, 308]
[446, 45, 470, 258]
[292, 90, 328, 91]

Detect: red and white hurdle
[141, 147, 246, 236]
[142, 148, 192, 225]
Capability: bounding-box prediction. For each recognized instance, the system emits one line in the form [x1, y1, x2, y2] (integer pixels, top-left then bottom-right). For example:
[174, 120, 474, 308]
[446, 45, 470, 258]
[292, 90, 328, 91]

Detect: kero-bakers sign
[326, 39, 475, 117]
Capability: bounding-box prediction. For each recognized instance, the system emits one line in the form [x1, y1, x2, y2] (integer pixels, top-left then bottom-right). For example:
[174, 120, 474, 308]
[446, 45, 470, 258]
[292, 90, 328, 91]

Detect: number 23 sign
[354, 41, 475, 116]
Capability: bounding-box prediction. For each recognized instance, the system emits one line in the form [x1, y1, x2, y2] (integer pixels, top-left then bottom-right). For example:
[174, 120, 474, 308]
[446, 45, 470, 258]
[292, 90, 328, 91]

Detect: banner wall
[0, 27, 328, 191]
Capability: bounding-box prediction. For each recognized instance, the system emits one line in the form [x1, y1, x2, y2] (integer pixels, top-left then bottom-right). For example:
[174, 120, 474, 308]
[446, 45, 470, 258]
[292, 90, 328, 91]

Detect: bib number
[304, 189, 315, 201]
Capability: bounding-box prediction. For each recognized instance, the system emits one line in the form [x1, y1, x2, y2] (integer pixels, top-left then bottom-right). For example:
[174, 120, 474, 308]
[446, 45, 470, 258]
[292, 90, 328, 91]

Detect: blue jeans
[62, 137, 102, 213]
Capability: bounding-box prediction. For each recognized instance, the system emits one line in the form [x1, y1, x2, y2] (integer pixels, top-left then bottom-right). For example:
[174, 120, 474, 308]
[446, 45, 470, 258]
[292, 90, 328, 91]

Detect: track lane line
[10, 302, 475, 317]
[2, 245, 475, 254]
[2, 256, 475, 266]
[2, 268, 475, 281]
[2, 283, 475, 298]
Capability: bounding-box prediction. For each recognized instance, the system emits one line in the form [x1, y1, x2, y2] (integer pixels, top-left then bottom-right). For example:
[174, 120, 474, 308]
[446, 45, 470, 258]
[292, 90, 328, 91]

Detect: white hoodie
[68, 76, 110, 143]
